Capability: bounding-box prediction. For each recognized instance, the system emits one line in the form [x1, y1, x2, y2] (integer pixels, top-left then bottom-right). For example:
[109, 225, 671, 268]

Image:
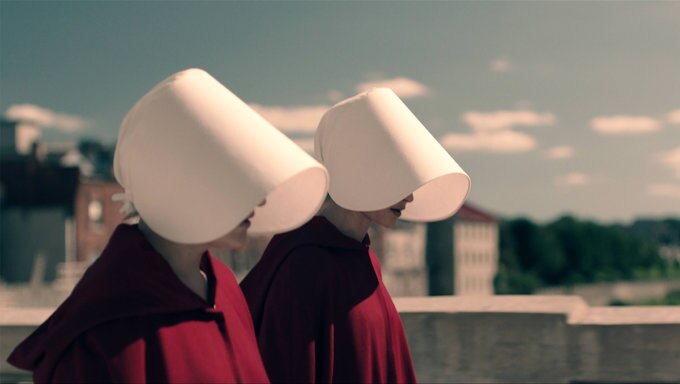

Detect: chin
[211, 230, 248, 250]
[376, 218, 399, 228]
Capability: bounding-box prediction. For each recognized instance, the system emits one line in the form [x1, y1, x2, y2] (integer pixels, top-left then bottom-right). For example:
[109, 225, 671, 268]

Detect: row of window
[458, 251, 495, 266]
[457, 223, 496, 240]
[459, 274, 491, 294]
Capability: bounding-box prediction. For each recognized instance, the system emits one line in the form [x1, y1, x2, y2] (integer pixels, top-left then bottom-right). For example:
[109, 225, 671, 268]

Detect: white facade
[454, 221, 498, 296]
[380, 223, 428, 297]
[379, 210, 499, 297]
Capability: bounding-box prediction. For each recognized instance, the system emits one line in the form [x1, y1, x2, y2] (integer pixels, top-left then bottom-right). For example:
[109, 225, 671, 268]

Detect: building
[375, 203, 498, 297]
[449, 204, 498, 295]
[1, 119, 126, 288]
[426, 203, 498, 296]
[64, 141, 125, 288]
[374, 221, 428, 296]
[74, 180, 126, 264]
[1, 121, 80, 284]
[0, 119, 40, 159]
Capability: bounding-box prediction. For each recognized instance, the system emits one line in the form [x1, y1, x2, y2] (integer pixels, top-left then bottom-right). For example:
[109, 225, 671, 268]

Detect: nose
[403, 193, 414, 203]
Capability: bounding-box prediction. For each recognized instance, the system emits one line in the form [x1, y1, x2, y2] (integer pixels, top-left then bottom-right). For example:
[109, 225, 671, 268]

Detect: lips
[241, 211, 255, 226]
[390, 208, 402, 217]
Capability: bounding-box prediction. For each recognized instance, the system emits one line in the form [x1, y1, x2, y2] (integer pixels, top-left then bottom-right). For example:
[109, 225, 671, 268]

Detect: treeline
[495, 216, 680, 294]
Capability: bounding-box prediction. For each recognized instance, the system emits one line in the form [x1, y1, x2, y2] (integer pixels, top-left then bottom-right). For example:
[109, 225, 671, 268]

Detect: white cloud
[490, 57, 512, 73]
[355, 77, 429, 98]
[590, 115, 661, 135]
[544, 145, 575, 160]
[443, 108, 553, 155]
[555, 172, 590, 187]
[667, 109, 680, 125]
[249, 104, 329, 133]
[461, 110, 556, 131]
[5, 104, 87, 132]
[440, 130, 537, 154]
[657, 146, 680, 179]
[648, 184, 680, 199]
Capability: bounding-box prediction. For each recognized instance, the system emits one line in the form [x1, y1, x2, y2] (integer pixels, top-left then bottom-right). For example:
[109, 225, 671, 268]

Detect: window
[88, 198, 104, 230]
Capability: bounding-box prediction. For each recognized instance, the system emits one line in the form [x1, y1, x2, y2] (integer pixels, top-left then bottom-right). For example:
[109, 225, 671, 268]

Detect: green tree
[497, 215, 666, 293]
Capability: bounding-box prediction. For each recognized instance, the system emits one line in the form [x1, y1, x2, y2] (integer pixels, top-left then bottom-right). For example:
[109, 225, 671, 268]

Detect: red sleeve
[257, 246, 335, 383]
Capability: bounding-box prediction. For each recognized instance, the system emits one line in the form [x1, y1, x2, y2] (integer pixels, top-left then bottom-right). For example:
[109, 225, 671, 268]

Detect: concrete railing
[396, 296, 680, 383]
[536, 279, 680, 306]
[0, 308, 53, 383]
[2, 296, 680, 383]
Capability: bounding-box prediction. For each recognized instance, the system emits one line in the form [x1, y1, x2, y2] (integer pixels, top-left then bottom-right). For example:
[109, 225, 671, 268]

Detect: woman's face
[362, 193, 414, 228]
[209, 200, 266, 249]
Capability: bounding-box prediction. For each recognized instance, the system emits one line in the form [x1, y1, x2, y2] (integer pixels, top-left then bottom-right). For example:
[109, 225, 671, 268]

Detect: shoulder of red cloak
[241, 227, 338, 333]
[269, 244, 338, 315]
[274, 244, 337, 293]
[7, 224, 202, 371]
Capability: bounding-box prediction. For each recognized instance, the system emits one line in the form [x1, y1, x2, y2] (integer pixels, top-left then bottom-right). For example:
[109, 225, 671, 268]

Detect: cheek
[383, 211, 399, 226]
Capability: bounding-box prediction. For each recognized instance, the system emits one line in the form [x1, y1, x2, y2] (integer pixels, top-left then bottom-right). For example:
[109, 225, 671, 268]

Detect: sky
[1, 1, 679, 223]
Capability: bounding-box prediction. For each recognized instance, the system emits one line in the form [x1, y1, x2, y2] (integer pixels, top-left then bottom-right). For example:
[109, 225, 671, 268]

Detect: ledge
[394, 295, 680, 325]
[0, 307, 53, 326]
[395, 295, 680, 383]
[395, 295, 590, 323]
[2, 296, 680, 383]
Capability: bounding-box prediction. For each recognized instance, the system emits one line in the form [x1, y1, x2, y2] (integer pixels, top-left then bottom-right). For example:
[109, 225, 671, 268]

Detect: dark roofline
[454, 202, 498, 223]
[0, 117, 19, 124]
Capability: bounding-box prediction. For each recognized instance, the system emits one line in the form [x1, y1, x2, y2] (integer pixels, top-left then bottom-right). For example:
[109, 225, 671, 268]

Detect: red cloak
[7, 224, 269, 384]
[240, 217, 417, 383]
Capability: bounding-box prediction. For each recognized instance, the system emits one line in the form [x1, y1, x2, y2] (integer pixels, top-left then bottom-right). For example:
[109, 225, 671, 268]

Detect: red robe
[7, 224, 269, 384]
[240, 217, 417, 383]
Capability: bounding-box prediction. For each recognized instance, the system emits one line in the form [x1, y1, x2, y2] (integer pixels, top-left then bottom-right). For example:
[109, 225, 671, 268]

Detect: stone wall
[0, 309, 52, 383]
[396, 296, 680, 383]
[2, 296, 679, 383]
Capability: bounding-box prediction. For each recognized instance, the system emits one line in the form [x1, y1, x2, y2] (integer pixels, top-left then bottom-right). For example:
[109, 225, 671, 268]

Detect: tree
[497, 215, 666, 293]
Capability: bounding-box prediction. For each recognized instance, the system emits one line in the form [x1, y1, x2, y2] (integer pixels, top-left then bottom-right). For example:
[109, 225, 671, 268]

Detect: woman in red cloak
[241, 88, 471, 383]
[7, 68, 328, 383]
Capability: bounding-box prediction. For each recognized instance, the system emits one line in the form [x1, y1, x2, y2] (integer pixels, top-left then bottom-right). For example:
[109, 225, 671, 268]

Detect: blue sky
[2, 1, 679, 222]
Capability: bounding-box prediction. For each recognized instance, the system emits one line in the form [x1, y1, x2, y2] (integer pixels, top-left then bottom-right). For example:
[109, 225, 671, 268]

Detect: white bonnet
[114, 68, 328, 243]
[315, 88, 469, 221]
